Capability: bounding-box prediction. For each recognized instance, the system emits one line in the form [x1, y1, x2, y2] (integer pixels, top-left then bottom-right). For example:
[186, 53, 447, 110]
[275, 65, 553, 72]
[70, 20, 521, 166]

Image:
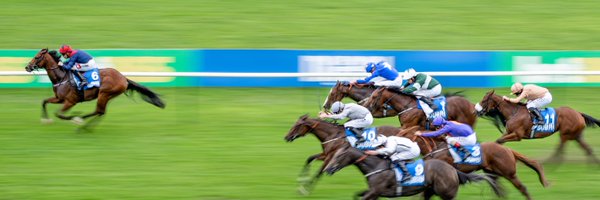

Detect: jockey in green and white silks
[401, 68, 442, 118]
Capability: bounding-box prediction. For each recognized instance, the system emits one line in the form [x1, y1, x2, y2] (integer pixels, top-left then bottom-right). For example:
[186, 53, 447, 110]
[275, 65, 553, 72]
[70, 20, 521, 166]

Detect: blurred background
[1, 0, 599, 199]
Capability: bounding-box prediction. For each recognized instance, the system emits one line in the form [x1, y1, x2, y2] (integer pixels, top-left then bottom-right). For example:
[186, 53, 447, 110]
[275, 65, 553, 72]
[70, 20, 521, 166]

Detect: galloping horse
[476, 90, 600, 163]
[24, 48, 165, 128]
[323, 146, 505, 200]
[284, 114, 401, 195]
[399, 126, 549, 200]
[322, 81, 377, 110]
[363, 87, 477, 129]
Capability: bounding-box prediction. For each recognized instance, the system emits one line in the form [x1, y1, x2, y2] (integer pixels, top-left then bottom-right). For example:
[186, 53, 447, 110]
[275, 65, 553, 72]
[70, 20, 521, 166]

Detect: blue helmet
[365, 62, 376, 73]
[432, 116, 446, 126]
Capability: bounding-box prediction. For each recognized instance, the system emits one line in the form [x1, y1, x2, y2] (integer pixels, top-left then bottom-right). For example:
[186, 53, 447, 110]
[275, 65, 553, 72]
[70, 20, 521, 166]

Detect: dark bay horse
[399, 126, 549, 200]
[324, 146, 505, 200]
[284, 114, 401, 195]
[25, 48, 165, 129]
[476, 90, 600, 163]
[363, 87, 477, 129]
[322, 81, 377, 110]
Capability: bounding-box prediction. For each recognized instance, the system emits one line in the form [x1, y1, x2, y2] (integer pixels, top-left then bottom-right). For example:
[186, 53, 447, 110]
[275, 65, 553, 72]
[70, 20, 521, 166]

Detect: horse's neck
[44, 64, 67, 84]
[354, 154, 387, 175]
[497, 98, 524, 119]
[349, 87, 374, 101]
[311, 122, 344, 142]
[391, 93, 417, 110]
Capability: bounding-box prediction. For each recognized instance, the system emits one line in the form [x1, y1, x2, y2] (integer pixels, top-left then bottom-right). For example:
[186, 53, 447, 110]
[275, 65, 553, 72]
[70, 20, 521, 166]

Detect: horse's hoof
[297, 185, 311, 196]
[41, 118, 53, 124]
[71, 117, 84, 125]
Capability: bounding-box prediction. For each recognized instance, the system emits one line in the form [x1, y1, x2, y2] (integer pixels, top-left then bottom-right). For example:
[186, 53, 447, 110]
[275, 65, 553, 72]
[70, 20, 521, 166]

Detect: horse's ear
[41, 48, 48, 53]
[300, 114, 309, 120]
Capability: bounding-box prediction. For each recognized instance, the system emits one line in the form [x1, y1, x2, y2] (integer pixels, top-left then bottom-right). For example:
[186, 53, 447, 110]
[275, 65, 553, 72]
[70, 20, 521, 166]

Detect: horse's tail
[580, 113, 600, 127]
[456, 171, 505, 198]
[511, 149, 550, 187]
[126, 79, 166, 108]
[443, 90, 466, 97]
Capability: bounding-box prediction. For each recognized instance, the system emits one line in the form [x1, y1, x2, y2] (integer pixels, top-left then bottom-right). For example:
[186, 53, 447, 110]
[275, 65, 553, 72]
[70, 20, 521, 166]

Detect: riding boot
[419, 97, 437, 110]
[349, 127, 366, 146]
[74, 71, 88, 87]
[455, 143, 471, 161]
[393, 160, 412, 183]
[528, 107, 545, 125]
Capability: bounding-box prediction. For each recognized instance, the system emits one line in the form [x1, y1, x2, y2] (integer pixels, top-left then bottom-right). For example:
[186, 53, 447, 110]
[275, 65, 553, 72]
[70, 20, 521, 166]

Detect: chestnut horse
[322, 81, 377, 110]
[284, 114, 401, 195]
[363, 87, 477, 129]
[24, 48, 165, 129]
[324, 146, 504, 200]
[476, 90, 600, 163]
[399, 126, 549, 200]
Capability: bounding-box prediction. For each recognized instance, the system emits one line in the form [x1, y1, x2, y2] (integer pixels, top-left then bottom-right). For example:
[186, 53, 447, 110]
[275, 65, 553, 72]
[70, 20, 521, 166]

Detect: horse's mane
[48, 50, 61, 63]
[339, 81, 377, 89]
[444, 90, 466, 98]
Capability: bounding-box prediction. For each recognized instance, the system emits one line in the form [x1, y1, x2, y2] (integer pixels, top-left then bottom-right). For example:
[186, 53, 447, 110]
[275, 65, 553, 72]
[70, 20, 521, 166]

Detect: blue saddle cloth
[449, 143, 482, 165]
[530, 108, 557, 137]
[417, 96, 448, 121]
[345, 128, 385, 150]
[393, 159, 426, 186]
[72, 68, 101, 90]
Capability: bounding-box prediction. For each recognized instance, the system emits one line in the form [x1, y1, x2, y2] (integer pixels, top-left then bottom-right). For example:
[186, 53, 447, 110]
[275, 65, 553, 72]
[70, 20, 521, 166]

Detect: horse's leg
[545, 136, 568, 164]
[423, 189, 436, 200]
[354, 189, 369, 200]
[495, 132, 521, 144]
[506, 176, 532, 200]
[55, 101, 78, 122]
[41, 97, 63, 124]
[574, 134, 600, 164]
[298, 153, 325, 195]
[360, 190, 380, 200]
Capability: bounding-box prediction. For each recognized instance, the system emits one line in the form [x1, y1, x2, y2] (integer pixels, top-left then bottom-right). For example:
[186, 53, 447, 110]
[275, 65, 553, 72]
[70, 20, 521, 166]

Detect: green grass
[1, 0, 598, 49]
[2, 87, 600, 199]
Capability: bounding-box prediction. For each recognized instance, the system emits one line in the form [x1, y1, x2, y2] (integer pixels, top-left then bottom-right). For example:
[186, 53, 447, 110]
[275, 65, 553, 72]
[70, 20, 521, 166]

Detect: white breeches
[390, 142, 421, 161]
[446, 133, 477, 146]
[374, 77, 403, 88]
[526, 92, 552, 109]
[413, 84, 442, 98]
[74, 59, 99, 71]
[344, 114, 374, 128]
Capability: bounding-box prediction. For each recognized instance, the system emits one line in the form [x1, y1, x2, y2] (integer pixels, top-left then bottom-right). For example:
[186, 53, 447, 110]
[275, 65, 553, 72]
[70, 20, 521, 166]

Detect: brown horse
[399, 126, 549, 200]
[476, 90, 600, 163]
[284, 114, 401, 195]
[24, 48, 165, 129]
[323, 146, 505, 200]
[322, 81, 377, 110]
[363, 87, 477, 129]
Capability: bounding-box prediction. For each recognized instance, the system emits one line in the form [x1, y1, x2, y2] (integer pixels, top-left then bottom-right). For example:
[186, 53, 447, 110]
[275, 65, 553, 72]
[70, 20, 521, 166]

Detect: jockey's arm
[62, 53, 78, 70]
[356, 70, 380, 84]
[506, 92, 527, 103]
[421, 125, 450, 137]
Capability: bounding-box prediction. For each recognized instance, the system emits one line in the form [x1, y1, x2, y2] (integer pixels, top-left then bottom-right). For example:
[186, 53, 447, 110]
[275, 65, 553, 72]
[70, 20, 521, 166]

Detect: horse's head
[284, 114, 318, 142]
[25, 48, 60, 72]
[362, 87, 386, 111]
[475, 90, 503, 116]
[323, 81, 350, 110]
[324, 145, 360, 175]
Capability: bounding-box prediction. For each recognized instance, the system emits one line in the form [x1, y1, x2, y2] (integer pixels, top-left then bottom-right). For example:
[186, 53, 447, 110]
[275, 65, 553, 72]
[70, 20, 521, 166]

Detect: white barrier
[4, 71, 600, 77]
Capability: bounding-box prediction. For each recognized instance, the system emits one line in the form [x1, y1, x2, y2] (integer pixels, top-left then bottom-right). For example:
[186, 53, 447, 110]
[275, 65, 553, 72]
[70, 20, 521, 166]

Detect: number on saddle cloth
[73, 68, 101, 90]
[530, 107, 557, 136]
[417, 96, 448, 121]
[448, 144, 482, 165]
[393, 159, 426, 186]
[345, 127, 382, 150]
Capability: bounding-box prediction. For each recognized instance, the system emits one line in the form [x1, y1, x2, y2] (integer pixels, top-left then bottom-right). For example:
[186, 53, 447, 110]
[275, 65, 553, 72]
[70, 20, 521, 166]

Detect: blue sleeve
[356, 70, 380, 84]
[62, 53, 77, 70]
[422, 125, 451, 137]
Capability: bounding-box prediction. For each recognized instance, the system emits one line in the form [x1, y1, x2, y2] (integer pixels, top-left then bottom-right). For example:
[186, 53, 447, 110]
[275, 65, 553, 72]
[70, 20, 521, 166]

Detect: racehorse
[322, 81, 377, 110]
[399, 126, 549, 200]
[284, 114, 401, 195]
[363, 87, 477, 129]
[323, 146, 505, 200]
[24, 48, 165, 129]
[476, 90, 600, 163]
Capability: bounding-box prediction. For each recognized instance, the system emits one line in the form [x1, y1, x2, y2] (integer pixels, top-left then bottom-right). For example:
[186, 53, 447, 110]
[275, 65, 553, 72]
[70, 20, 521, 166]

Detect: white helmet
[331, 101, 345, 114]
[402, 68, 417, 80]
[511, 82, 524, 94]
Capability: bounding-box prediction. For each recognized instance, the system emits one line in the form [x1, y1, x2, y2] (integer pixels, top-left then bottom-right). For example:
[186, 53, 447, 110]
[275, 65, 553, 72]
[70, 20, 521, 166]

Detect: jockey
[319, 101, 373, 145]
[354, 61, 403, 88]
[365, 135, 420, 183]
[503, 82, 552, 125]
[400, 68, 442, 119]
[416, 116, 476, 160]
[58, 45, 99, 87]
